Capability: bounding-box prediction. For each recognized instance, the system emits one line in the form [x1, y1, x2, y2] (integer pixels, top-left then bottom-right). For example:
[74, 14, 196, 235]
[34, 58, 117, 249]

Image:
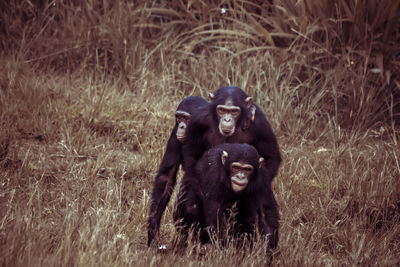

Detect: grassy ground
[1, 1, 400, 266]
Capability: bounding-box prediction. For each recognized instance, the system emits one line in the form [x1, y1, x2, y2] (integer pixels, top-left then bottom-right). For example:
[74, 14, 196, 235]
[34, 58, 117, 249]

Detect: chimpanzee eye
[231, 109, 240, 116]
[244, 167, 253, 172]
[217, 107, 226, 114]
[232, 165, 240, 171]
[176, 114, 190, 122]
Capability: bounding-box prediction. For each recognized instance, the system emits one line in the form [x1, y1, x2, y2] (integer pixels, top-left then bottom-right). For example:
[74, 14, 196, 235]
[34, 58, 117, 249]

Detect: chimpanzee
[181, 86, 281, 251]
[174, 143, 271, 246]
[147, 96, 208, 247]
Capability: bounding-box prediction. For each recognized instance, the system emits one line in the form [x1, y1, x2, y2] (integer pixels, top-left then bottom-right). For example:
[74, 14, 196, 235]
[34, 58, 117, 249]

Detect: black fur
[174, 143, 265, 244]
[180, 86, 281, 251]
[147, 96, 208, 247]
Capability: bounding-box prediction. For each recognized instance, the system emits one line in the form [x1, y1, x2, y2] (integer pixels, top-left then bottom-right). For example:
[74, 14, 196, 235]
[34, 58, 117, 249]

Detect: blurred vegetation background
[0, 0, 399, 266]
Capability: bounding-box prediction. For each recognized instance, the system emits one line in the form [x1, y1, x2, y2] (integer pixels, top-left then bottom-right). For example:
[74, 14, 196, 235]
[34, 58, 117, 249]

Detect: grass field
[1, 1, 400, 266]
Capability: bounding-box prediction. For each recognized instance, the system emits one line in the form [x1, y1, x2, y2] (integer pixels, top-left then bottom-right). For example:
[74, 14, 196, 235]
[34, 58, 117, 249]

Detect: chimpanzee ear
[221, 151, 228, 165]
[249, 105, 256, 122]
[245, 97, 253, 108]
[258, 157, 264, 168]
[208, 92, 215, 101]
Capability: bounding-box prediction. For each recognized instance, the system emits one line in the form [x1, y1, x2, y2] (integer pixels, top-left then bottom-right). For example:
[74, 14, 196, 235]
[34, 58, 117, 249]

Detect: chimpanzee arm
[258, 203, 279, 253]
[256, 139, 281, 185]
[250, 109, 281, 253]
[202, 197, 226, 240]
[255, 179, 280, 253]
[147, 130, 182, 246]
[235, 198, 257, 238]
[252, 110, 282, 185]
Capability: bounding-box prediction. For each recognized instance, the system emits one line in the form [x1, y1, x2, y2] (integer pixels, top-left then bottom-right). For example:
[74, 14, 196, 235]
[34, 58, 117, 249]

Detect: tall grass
[1, 0, 399, 266]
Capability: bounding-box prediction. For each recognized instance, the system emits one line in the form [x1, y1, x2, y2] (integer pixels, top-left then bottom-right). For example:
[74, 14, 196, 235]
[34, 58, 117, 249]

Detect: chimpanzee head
[175, 110, 190, 142]
[209, 86, 253, 137]
[175, 96, 208, 142]
[218, 143, 263, 193]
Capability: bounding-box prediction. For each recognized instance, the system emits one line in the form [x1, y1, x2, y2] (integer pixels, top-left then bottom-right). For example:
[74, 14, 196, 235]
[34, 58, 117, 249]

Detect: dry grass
[1, 1, 400, 266]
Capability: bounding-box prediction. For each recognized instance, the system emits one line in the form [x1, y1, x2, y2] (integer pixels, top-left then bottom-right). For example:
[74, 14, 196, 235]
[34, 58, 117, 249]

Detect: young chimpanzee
[181, 86, 281, 252]
[174, 143, 265, 245]
[147, 96, 208, 247]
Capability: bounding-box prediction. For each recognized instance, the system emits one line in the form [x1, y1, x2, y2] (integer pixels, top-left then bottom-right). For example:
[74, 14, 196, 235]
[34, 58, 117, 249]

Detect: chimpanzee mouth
[221, 129, 234, 136]
[232, 180, 247, 186]
[232, 181, 247, 192]
[219, 124, 235, 136]
[176, 133, 185, 141]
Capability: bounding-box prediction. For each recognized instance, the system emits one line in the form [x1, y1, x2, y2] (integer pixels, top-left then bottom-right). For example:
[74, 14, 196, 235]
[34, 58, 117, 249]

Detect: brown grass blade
[142, 7, 182, 19]
[244, 10, 275, 46]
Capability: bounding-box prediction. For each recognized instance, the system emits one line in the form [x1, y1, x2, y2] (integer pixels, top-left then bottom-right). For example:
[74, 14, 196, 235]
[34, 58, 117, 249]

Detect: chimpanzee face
[175, 110, 191, 142]
[230, 161, 254, 192]
[221, 150, 264, 193]
[210, 89, 254, 137]
[216, 99, 241, 137]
